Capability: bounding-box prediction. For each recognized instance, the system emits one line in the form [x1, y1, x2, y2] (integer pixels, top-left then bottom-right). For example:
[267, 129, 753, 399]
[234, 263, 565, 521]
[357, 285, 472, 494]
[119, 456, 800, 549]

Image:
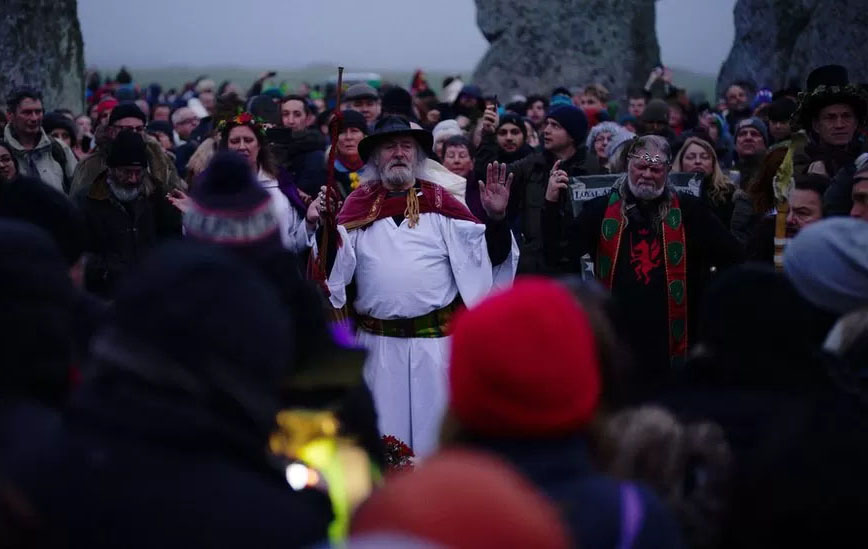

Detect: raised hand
[545, 159, 569, 203]
[479, 161, 513, 221]
[481, 104, 499, 135]
[166, 189, 192, 213]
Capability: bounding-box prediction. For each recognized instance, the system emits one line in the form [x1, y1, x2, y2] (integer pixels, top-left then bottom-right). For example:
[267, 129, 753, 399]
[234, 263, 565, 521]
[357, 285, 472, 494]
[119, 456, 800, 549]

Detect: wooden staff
[311, 66, 348, 321]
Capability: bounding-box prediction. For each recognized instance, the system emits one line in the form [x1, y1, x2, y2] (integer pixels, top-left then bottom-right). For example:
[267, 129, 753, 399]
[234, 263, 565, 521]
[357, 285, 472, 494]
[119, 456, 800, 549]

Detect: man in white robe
[310, 116, 518, 456]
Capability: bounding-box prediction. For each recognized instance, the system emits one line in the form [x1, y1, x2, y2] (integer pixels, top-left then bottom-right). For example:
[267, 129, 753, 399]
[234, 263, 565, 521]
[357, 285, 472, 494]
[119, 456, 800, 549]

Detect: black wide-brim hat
[357, 115, 433, 163]
[792, 65, 868, 130]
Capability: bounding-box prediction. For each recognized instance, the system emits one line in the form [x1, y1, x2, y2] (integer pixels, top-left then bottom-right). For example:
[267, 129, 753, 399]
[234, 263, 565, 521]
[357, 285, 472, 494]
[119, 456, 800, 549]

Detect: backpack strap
[617, 482, 645, 549]
[49, 138, 72, 194]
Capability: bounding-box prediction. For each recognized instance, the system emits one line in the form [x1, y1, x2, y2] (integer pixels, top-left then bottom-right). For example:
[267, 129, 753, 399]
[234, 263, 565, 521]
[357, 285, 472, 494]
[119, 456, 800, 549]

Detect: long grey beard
[382, 166, 414, 188]
[108, 180, 142, 202]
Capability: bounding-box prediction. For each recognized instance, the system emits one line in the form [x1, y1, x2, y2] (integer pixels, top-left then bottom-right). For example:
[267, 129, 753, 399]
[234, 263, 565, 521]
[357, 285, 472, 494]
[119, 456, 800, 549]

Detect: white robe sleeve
[492, 233, 520, 289]
[310, 224, 358, 309]
[284, 206, 314, 254]
[440, 217, 497, 307]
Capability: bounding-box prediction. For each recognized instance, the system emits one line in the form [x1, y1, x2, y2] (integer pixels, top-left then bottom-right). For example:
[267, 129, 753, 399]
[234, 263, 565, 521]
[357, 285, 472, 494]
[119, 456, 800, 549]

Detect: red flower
[382, 435, 415, 473]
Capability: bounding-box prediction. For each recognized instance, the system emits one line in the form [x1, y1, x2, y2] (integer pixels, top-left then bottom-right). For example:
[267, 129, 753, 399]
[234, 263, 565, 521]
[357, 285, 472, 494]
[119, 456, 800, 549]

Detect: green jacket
[70, 134, 184, 197]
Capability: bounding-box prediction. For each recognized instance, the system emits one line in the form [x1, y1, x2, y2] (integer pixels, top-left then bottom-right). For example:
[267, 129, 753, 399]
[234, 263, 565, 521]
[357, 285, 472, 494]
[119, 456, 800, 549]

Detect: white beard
[381, 164, 414, 188]
[108, 180, 142, 202]
[628, 177, 665, 201]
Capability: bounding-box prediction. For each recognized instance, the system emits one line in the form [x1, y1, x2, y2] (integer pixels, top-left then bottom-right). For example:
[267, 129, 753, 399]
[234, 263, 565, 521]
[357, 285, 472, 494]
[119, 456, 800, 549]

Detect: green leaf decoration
[666, 208, 682, 229]
[669, 280, 685, 305]
[602, 218, 619, 241]
[668, 242, 684, 266]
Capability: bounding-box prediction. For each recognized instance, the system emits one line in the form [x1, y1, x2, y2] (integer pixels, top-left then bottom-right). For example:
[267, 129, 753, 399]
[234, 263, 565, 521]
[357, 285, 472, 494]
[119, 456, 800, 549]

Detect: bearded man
[76, 131, 181, 297]
[312, 116, 518, 456]
[543, 135, 742, 394]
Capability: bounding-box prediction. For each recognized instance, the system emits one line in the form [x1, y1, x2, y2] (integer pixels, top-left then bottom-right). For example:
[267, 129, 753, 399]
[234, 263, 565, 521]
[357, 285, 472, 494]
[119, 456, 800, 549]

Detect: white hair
[171, 107, 195, 126]
[359, 139, 430, 186]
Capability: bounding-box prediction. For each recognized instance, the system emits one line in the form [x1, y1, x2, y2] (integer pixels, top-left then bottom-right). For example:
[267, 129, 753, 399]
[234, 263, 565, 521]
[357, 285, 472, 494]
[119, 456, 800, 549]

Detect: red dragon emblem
[629, 231, 662, 285]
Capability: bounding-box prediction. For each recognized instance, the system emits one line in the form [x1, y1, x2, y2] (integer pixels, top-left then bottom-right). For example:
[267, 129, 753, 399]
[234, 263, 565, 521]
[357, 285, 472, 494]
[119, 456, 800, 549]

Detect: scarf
[337, 149, 364, 172]
[597, 184, 688, 366]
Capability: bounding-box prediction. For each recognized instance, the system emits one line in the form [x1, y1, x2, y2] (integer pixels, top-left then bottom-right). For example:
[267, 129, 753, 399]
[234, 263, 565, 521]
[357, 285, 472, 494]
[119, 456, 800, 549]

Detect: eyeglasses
[176, 118, 198, 126]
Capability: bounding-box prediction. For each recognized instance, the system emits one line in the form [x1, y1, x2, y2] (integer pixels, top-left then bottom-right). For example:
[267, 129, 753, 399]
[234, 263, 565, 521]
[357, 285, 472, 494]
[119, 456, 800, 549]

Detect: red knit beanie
[449, 277, 601, 437]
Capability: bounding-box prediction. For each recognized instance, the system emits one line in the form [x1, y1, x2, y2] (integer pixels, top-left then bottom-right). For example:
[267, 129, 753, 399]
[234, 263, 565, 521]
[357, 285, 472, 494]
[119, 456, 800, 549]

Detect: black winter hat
[184, 151, 282, 251]
[546, 105, 589, 146]
[0, 219, 76, 404]
[641, 99, 670, 124]
[340, 109, 369, 135]
[103, 240, 292, 433]
[146, 120, 173, 138]
[107, 131, 148, 168]
[108, 102, 147, 126]
[767, 98, 797, 122]
[497, 112, 528, 140]
[0, 176, 85, 265]
[43, 112, 78, 147]
[248, 95, 281, 126]
[382, 86, 414, 118]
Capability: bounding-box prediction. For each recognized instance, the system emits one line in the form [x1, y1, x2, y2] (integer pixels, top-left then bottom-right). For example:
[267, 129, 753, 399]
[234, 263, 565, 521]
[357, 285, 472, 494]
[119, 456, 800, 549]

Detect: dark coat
[76, 176, 181, 297]
[4, 376, 333, 549]
[269, 129, 327, 196]
[470, 436, 685, 549]
[543, 188, 743, 392]
[504, 147, 587, 274]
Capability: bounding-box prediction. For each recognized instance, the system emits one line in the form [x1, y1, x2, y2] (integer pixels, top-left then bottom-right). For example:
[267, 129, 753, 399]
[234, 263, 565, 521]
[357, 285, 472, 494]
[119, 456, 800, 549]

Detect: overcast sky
[78, 0, 736, 74]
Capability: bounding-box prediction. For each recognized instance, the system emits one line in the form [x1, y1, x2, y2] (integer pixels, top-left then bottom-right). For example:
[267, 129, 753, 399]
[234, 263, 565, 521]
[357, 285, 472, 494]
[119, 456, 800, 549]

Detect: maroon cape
[337, 180, 480, 230]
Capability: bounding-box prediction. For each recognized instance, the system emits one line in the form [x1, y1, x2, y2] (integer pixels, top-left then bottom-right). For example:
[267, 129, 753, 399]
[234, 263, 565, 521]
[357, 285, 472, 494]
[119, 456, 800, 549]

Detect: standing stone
[472, 0, 660, 104]
[0, 0, 85, 113]
[717, 0, 868, 97]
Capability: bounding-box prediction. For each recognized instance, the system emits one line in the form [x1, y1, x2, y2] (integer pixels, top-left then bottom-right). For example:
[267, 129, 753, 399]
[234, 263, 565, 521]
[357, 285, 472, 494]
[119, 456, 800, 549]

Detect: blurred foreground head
[351, 450, 570, 548]
[447, 277, 601, 438]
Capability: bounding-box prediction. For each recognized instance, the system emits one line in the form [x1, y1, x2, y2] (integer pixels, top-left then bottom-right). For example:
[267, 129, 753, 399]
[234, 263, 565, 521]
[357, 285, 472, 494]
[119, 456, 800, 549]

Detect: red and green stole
[596, 190, 688, 364]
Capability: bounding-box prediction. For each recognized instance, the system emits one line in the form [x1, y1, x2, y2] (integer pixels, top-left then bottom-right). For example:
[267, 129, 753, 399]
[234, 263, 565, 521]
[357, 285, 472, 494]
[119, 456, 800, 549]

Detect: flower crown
[216, 110, 268, 136]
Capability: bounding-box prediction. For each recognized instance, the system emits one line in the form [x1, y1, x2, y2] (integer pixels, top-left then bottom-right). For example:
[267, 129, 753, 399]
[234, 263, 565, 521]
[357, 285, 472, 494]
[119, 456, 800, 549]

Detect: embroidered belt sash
[596, 191, 688, 365]
[357, 297, 464, 339]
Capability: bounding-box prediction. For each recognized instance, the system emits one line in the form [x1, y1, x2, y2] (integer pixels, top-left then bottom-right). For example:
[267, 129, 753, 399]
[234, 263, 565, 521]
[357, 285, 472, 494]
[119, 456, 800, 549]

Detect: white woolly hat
[432, 119, 464, 152]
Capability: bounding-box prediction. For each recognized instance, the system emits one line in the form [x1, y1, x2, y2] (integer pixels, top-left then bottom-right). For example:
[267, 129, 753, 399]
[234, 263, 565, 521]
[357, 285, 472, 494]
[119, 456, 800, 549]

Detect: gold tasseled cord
[405, 190, 420, 228]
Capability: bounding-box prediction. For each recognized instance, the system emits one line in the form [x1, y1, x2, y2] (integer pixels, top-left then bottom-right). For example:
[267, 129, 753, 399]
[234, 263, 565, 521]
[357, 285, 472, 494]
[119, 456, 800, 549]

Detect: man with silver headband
[542, 134, 742, 393]
[310, 115, 519, 457]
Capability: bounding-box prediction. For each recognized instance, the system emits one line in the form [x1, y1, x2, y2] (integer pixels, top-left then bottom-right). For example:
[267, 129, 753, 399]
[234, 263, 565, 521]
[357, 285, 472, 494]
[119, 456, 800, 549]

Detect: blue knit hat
[546, 105, 589, 146]
[735, 116, 770, 146]
[783, 217, 868, 315]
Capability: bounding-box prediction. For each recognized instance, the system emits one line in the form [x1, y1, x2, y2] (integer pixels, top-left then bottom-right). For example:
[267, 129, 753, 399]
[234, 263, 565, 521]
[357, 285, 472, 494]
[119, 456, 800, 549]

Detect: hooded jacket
[70, 132, 184, 197]
[3, 125, 77, 193]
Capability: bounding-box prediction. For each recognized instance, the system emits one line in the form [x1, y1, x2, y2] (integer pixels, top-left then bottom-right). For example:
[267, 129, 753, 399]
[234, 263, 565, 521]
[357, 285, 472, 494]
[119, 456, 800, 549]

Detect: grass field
[95, 64, 718, 101]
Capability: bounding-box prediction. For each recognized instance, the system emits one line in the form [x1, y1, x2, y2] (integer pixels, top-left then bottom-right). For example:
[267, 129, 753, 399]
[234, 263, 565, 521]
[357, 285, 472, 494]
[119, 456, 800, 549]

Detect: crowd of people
[0, 59, 867, 548]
